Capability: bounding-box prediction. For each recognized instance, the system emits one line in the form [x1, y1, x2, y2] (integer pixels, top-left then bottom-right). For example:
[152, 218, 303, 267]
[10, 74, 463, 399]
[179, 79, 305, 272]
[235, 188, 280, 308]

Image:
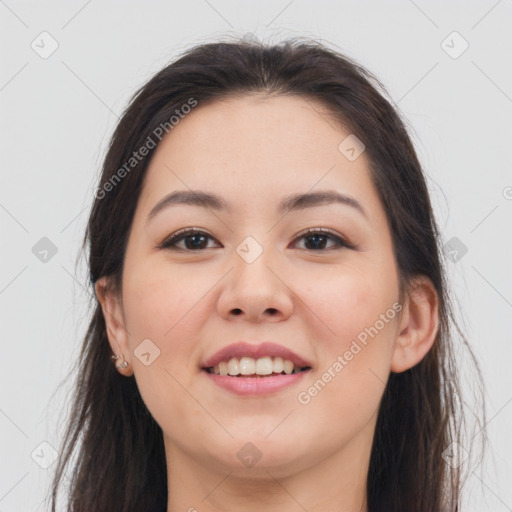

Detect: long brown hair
[48, 37, 486, 512]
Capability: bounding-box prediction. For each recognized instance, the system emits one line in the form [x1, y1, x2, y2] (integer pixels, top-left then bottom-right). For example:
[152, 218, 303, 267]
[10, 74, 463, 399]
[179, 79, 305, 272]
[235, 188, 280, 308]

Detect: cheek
[122, 261, 211, 347]
[292, 260, 399, 429]
[299, 261, 400, 348]
[121, 264, 213, 432]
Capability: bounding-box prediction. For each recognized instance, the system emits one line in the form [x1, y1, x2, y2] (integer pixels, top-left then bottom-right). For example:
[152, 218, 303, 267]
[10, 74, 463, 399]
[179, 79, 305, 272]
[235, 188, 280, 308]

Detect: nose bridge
[232, 234, 278, 296]
[217, 235, 293, 321]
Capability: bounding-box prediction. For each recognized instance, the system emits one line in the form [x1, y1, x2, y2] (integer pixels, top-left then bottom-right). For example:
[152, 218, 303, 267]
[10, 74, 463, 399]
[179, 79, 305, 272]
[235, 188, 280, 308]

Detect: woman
[49, 37, 485, 511]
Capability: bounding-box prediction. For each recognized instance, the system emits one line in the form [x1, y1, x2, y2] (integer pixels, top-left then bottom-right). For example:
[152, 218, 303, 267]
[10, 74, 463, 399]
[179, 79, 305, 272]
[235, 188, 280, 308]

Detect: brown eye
[158, 227, 355, 252]
[158, 229, 221, 251]
[292, 229, 355, 251]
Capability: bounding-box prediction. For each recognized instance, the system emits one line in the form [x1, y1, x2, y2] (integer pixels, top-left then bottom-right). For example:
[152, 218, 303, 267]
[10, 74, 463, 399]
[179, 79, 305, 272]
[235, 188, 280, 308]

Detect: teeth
[283, 359, 294, 375]
[210, 356, 307, 376]
[227, 358, 240, 376]
[255, 356, 273, 375]
[218, 361, 228, 376]
[239, 357, 255, 375]
[273, 356, 284, 373]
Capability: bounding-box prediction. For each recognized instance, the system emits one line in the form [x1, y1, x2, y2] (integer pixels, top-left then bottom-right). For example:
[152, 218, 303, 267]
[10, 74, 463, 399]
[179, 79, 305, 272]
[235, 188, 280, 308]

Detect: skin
[96, 94, 439, 512]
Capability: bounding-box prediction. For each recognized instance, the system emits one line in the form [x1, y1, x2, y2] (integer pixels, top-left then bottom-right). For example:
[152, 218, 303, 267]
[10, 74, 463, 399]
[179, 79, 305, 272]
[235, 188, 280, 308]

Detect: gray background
[1, 1, 511, 510]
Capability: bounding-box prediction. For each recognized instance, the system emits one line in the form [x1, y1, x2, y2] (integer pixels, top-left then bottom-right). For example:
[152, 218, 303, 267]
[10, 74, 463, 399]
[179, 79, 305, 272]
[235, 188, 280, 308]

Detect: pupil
[185, 234, 207, 250]
[305, 234, 326, 250]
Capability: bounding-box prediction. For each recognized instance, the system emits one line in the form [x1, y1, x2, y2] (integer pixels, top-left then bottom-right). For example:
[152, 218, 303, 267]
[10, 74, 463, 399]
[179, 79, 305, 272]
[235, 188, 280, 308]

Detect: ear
[391, 276, 439, 373]
[95, 276, 133, 376]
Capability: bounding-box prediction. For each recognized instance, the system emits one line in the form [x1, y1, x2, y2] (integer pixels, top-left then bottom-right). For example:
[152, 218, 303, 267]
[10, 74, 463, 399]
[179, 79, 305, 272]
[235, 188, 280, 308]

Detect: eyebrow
[146, 189, 366, 224]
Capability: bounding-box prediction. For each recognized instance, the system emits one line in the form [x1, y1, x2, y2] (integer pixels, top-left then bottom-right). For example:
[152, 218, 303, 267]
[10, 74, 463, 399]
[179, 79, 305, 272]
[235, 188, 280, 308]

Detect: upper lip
[201, 341, 313, 369]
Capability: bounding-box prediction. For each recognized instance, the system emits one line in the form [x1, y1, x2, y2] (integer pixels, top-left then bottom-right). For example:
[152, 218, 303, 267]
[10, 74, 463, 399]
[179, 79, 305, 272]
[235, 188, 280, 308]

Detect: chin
[202, 431, 312, 476]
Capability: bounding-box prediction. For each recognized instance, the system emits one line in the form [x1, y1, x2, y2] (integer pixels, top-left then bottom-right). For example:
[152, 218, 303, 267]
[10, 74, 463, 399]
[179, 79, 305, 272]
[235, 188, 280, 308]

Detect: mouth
[201, 341, 313, 395]
[203, 356, 312, 377]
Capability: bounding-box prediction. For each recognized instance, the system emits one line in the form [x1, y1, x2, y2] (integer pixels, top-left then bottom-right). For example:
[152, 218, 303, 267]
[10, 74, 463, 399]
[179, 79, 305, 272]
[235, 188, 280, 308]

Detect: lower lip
[203, 370, 309, 396]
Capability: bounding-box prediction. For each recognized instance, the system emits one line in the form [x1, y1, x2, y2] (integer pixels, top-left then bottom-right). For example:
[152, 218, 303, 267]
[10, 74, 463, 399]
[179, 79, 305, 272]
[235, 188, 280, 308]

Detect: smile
[205, 356, 311, 377]
[201, 341, 313, 395]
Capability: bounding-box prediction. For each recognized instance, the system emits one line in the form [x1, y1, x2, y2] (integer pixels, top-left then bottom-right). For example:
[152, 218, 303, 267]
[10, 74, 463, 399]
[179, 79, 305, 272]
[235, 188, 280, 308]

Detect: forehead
[139, 94, 378, 214]
[153, 94, 352, 164]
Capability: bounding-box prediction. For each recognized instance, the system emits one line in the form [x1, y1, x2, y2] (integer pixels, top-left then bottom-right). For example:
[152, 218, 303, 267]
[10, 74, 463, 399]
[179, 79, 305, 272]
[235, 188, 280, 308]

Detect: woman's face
[113, 95, 406, 477]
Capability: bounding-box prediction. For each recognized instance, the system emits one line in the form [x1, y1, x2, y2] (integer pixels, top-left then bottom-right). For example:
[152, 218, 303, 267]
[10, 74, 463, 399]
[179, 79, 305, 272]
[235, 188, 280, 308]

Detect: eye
[158, 227, 355, 252]
[291, 228, 355, 251]
[158, 228, 221, 251]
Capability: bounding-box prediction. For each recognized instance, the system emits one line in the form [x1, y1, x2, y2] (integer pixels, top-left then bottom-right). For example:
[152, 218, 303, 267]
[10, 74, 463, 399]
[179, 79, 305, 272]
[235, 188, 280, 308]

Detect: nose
[217, 243, 294, 323]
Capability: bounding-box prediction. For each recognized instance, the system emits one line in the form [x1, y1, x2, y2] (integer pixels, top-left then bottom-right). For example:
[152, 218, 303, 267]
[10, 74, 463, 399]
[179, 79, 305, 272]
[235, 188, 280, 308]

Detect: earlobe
[390, 276, 439, 373]
[95, 276, 133, 376]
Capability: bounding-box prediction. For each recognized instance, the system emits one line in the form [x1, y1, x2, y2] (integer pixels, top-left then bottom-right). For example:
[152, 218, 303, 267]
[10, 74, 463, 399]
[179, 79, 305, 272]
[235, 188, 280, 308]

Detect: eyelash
[157, 227, 356, 252]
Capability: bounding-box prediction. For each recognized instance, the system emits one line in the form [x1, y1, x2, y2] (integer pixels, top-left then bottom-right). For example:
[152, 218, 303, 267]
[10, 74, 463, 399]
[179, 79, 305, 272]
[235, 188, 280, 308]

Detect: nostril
[229, 307, 279, 317]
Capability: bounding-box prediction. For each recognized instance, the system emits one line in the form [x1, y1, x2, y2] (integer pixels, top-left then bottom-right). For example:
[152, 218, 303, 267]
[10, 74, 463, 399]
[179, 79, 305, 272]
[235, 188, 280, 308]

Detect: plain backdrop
[1, 1, 511, 511]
